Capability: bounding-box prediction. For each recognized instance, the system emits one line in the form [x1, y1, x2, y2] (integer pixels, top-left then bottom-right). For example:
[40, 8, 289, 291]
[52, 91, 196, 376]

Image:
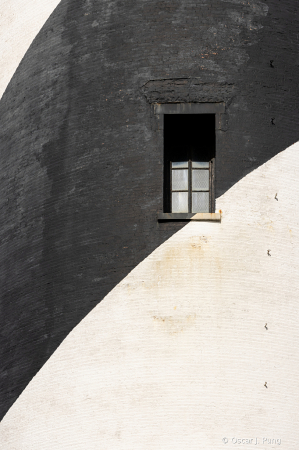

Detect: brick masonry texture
[0, 0, 299, 420]
[1, 143, 299, 449]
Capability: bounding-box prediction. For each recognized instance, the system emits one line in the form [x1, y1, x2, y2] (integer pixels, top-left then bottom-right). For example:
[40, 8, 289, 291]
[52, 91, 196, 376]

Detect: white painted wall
[0, 0, 61, 100]
[1, 143, 299, 449]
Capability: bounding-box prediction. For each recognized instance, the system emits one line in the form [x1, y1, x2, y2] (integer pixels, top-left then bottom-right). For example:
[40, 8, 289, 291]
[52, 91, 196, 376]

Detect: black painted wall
[1, 0, 299, 420]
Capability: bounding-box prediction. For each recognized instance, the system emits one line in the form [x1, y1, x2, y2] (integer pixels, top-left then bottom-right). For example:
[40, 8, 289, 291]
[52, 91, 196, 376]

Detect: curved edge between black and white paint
[1, 143, 299, 449]
[1, 0, 299, 424]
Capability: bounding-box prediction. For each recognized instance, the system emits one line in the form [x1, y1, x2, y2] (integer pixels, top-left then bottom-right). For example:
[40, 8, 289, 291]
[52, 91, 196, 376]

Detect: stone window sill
[157, 212, 221, 222]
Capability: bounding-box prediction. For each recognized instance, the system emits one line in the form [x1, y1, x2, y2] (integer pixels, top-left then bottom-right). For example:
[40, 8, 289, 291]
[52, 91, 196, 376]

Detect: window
[171, 160, 212, 213]
[164, 113, 215, 213]
[154, 102, 224, 221]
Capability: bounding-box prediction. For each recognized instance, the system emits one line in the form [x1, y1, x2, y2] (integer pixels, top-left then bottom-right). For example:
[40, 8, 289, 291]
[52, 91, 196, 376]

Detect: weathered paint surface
[0, 143, 298, 449]
[1, 0, 299, 421]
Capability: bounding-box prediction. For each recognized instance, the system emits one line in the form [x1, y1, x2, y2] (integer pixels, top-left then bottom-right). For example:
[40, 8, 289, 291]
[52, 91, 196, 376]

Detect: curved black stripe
[1, 0, 299, 420]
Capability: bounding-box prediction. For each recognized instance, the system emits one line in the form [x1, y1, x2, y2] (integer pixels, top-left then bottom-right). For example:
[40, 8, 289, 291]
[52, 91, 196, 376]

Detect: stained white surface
[0, 0, 61, 100]
[1, 143, 299, 449]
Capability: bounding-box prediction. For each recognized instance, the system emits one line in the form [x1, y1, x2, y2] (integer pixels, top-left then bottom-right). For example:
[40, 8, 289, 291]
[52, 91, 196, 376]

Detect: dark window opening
[164, 114, 215, 213]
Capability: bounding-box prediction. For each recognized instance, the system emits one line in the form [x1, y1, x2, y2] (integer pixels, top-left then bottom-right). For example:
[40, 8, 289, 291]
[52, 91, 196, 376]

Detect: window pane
[172, 161, 188, 168]
[192, 161, 210, 168]
[192, 192, 209, 213]
[172, 192, 188, 213]
[192, 169, 209, 191]
[172, 169, 188, 190]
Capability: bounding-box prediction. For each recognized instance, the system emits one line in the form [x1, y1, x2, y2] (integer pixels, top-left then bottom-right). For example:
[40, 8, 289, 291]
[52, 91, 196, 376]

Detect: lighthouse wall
[0, 0, 299, 427]
[1, 143, 299, 449]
